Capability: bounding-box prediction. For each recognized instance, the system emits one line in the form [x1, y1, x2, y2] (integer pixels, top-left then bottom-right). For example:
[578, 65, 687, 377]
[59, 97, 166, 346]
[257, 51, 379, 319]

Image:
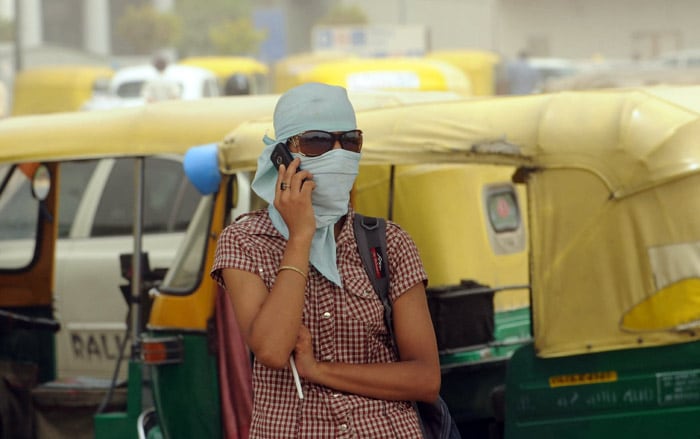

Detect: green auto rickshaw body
[210, 85, 700, 437]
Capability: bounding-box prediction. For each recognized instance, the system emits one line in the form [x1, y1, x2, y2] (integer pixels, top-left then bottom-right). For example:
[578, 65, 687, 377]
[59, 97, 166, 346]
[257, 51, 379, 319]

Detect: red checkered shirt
[211, 208, 428, 438]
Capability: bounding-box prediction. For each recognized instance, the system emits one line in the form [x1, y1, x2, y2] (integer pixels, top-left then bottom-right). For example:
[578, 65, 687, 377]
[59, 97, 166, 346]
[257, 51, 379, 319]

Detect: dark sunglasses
[287, 130, 363, 157]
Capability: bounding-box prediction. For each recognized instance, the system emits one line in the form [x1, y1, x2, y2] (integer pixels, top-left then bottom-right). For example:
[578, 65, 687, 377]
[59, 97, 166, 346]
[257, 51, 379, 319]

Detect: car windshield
[116, 81, 145, 98]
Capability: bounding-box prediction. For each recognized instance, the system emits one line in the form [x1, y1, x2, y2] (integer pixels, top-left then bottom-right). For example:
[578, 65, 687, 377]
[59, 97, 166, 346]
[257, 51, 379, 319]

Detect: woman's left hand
[293, 325, 318, 380]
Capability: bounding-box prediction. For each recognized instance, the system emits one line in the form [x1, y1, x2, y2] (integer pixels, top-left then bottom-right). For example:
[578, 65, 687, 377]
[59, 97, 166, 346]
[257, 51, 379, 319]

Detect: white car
[0, 157, 203, 379]
[82, 64, 220, 110]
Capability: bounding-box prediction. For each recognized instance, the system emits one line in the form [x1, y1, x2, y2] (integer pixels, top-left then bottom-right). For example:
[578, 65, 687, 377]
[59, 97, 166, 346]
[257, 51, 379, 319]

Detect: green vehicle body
[506, 341, 700, 438]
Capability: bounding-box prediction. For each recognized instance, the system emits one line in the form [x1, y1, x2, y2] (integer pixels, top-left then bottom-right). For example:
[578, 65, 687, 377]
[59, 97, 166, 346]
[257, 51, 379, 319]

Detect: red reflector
[140, 336, 184, 365]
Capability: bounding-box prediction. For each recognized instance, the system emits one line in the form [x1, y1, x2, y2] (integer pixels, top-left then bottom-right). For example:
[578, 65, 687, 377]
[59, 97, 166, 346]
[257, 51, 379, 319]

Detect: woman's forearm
[247, 235, 311, 368]
[309, 359, 441, 403]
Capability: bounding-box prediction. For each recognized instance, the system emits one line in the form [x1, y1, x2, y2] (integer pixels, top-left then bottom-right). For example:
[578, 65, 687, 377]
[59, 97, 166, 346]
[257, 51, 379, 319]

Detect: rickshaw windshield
[158, 194, 214, 293]
[0, 164, 40, 269]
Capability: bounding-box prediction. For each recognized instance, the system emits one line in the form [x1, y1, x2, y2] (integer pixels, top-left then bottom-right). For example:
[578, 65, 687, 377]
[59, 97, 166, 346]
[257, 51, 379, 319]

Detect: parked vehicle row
[2, 85, 700, 438]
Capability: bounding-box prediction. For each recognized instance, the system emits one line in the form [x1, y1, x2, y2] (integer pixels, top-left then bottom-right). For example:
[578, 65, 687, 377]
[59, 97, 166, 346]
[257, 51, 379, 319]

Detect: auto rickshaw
[169, 84, 700, 439]
[427, 49, 501, 96]
[179, 56, 270, 95]
[295, 56, 473, 95]
[271, 51, 355, 93]
[0, 94, 284, 438]
[11, 65, 114, 115]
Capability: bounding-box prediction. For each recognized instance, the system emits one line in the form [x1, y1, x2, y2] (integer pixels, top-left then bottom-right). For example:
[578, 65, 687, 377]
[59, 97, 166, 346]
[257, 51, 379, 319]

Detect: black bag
[353, 214, 462, 439]
[427, 279, 495, 352]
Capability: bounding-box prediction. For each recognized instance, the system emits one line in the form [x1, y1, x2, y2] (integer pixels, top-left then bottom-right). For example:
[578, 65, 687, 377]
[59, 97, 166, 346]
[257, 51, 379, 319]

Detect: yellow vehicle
[181, 85, 700, 438]
[271, 51, 355, 92]
[296, 56, 473, 95]
[179, 56, 270, 95]
[11, 65, 114, 115]
[428, 49, 501, 96]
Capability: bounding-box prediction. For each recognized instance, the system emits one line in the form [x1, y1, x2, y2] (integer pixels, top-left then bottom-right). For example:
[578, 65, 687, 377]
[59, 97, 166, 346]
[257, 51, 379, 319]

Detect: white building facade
[3, 0, 700, 67]
[347, 0, 700, 61]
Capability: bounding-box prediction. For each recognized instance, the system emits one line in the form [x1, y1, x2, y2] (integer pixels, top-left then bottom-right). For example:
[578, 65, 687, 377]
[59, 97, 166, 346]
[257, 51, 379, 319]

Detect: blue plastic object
[183, 143, 221, 195]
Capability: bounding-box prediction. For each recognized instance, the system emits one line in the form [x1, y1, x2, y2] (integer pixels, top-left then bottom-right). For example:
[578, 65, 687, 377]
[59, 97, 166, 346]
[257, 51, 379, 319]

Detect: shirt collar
[335, 205, 356, 248]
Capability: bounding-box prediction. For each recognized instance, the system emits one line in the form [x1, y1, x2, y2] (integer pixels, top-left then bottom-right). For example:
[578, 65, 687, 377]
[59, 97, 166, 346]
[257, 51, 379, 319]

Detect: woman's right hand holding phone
[274, 158, 316, 241]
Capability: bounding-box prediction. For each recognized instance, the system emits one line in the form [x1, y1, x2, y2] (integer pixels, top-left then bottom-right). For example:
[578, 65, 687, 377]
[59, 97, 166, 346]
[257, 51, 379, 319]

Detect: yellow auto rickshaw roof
[179, 56, 269, 77]
[13, 64, 114, 85]
[297, 57, 472, 95]
[0, 95, 280, 164]
[220, 86, 700, 194]
[0, 91, 464, 165]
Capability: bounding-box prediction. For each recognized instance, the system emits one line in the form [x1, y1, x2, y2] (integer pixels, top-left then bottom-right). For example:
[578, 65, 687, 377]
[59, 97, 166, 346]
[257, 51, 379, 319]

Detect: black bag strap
[353, 213, 459, 439]
[352, 214, 394, 343]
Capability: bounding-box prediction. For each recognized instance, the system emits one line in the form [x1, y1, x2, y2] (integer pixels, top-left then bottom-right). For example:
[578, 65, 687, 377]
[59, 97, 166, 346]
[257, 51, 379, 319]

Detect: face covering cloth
[251, 83, 358, 286]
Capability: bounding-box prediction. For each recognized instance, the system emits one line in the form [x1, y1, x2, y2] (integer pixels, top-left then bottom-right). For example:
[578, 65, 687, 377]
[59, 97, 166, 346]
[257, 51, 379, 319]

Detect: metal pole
[131, 157, 145, 353]
[398, 0, 406, 24]
[13, 0, 22, 72]
[387, 165, 395, 221]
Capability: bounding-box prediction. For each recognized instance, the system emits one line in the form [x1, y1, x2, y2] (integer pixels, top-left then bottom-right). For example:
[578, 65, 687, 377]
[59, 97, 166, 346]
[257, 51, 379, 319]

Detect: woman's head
[272, 82, 357, 144]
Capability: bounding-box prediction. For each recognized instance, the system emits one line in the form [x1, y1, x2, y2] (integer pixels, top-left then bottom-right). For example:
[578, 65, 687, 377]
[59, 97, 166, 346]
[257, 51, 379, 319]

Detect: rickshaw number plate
[657, 369, 700, 406]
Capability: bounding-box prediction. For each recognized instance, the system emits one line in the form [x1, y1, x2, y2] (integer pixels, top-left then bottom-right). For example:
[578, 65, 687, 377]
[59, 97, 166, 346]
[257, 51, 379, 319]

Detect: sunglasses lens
[297, 131, 333, 156]
[341, 130, 363, 152]
[296, 130, 363, 156]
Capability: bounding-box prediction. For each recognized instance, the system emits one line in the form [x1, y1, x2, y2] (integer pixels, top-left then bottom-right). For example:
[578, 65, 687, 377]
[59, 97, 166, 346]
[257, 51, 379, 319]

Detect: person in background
[141, 55, 181, 102]
[505, 50, 541, 95]
[211, 83, 441, 438]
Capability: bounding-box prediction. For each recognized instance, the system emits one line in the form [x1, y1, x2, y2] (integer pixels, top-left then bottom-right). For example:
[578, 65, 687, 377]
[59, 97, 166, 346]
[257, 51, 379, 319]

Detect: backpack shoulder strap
[352, 213, 394, 342]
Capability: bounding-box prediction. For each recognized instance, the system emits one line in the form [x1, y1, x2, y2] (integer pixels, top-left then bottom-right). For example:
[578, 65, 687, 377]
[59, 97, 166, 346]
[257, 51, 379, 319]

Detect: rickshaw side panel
[505, 341, 700, 438]
[530, 168, 700, 358]
[150, 333, 221, 439]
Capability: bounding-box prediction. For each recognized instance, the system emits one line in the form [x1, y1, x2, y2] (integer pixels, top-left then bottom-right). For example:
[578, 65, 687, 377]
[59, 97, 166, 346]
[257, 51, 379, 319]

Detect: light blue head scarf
[251, 83, 358, 286]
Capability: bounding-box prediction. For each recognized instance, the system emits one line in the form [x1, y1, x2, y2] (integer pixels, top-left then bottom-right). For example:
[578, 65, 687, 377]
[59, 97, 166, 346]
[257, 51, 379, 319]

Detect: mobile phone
[270, 142, 300, 171]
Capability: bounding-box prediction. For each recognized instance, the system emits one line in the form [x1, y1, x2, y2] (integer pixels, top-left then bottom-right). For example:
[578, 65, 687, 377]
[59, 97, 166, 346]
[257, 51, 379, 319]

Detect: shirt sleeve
[385, 221, 428, 304]
[210, 222, 260, 289]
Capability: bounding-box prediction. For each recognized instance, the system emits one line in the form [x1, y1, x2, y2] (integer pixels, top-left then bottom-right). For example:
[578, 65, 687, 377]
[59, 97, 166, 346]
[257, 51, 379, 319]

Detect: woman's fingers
[273, 157, 316, 238]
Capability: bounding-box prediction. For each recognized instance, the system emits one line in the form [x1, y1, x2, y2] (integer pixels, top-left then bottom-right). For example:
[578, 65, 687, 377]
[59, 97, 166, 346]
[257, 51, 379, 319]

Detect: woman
[211, 82, 440, 438]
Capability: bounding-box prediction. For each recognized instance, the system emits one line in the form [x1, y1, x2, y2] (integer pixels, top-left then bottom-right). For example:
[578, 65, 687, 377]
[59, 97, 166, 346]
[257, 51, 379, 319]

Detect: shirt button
[339, 424, 348, 432]
[364, 289, 373, 296]
[322, 311, 332, 319]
